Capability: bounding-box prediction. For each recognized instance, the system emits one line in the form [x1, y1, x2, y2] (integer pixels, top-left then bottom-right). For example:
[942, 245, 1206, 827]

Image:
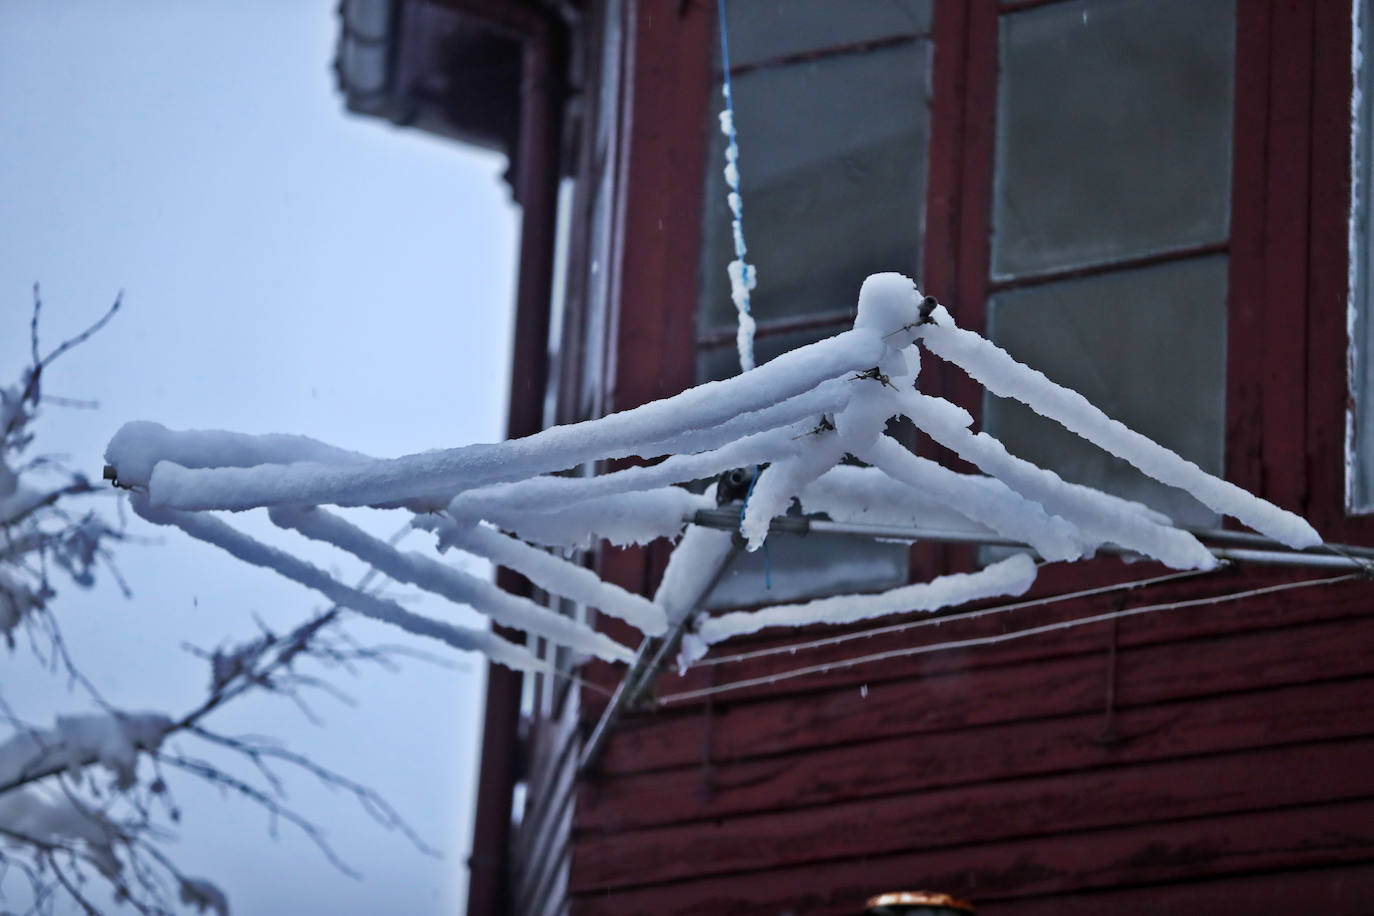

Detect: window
[697, 0, 933, 374]
[981, 0, 1236, 529]
[695, 0, 934, 604]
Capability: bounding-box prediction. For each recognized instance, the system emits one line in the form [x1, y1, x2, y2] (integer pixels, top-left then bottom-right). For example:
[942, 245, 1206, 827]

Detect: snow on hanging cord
[717, 0, 757, 373]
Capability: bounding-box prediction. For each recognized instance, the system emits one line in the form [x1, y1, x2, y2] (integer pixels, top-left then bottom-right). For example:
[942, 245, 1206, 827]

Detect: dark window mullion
[987, 239, 1230, 294]
[696, 309, 858, 349]
[998, 0, 1088, 14]
[976, 0, 1235, 530]
[724, 32, 932, 79]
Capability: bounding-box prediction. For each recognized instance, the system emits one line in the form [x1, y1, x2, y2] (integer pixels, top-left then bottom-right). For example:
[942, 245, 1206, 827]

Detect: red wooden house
[339, 0, 1374, 912]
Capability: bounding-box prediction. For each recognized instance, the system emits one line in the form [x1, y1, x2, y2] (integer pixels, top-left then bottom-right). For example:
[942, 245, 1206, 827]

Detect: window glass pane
[699, 42, 930, 331]
[982, 257, 1228, 528]
[723, 0, 931, 69]
[991, 0, 1235, 280]
[696, 322, 851, 383]
[705, 533, 908, 610]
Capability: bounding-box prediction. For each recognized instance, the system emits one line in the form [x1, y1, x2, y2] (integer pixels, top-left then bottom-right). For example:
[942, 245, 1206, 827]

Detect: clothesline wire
[694, 565, 1218, 667]
[1316, 538, 1374, 575]
[656, 572, 1359, 706]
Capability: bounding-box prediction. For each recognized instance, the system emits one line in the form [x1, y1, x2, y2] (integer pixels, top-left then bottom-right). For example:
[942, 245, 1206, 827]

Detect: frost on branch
[1, 600, 445, 914]
[3, 290, 441, 915]
[0, 712, 172, 793]
[102, 272, 1322, 671]
[2, 288, 137, 658]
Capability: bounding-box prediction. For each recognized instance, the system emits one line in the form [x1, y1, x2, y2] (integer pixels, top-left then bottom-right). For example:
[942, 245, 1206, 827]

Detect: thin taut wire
[695, 565, 1218, 667]
[657, 573, 1359, 706]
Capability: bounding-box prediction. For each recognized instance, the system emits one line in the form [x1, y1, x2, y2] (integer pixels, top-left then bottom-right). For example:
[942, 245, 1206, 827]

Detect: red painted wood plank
[577, 675, 1374, 834]
[1224, 0, 1272, 495]
[570, 798, 1374, 915]
[1259, 0, 1315, 514]
[572, 737, 1374, 892]
[599, 602, 1374, 775]
[984, 863, 1374, 916]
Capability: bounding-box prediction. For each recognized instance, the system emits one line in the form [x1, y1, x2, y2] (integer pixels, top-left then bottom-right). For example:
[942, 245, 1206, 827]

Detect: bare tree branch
[3, 301, 441, 913]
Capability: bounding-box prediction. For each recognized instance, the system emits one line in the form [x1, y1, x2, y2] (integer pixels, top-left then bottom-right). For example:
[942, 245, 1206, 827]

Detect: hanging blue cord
[721, 0, 767, 589]
[718, 0, 738, 113]
[717, 0, 756, 372]
[717, 0, 734, 86]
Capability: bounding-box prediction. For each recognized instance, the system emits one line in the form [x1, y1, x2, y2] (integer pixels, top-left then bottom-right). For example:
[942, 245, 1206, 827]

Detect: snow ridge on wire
[662, 573, 1358, 706]
[104, 273, 1323, 672]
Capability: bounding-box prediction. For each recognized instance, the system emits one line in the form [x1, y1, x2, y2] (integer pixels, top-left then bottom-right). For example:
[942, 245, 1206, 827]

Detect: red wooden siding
[579, 677, 1374, 834]
[571, 573, 1374, 911]
[572, 801, 1374, 916]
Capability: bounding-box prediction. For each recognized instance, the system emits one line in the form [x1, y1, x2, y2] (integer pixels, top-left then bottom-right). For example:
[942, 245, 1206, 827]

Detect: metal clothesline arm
[687, 508, 1374, 572]
[578, 538, 740, 776]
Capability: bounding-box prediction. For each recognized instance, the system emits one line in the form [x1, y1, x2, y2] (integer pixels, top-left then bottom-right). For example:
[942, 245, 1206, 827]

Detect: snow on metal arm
[102, 272, 1326, 668]
[130, 494, 544, 672]
[268, 505, 635, 663]
[916, 304, 1320, 549]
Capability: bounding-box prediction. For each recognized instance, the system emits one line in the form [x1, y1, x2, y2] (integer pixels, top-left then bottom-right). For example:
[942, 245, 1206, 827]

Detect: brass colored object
[864, 890, 975, 915]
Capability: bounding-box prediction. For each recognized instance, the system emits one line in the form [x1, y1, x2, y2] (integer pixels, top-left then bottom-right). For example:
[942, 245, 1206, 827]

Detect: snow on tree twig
[2, 293, 452, 914]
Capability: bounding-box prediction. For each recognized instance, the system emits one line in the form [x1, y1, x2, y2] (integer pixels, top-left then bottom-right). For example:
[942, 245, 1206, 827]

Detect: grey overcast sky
[1, 2, 519, 913]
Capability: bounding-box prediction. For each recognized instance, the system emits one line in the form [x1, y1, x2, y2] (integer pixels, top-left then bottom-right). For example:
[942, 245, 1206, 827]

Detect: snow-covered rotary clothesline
[102, 274, 1321, 673]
